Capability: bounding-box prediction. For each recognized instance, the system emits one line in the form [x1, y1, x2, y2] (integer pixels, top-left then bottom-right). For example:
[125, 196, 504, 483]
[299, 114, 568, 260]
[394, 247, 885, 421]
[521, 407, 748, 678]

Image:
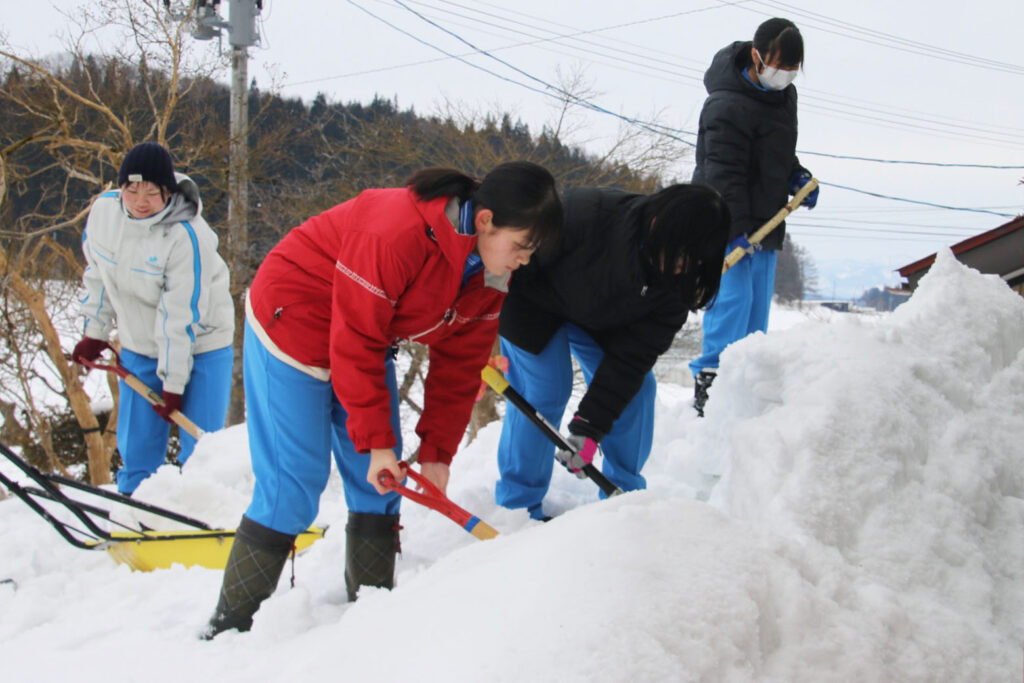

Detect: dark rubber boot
[203, 516, 295, 639]
[344, 512, 401, 602]
[694, 369, 717, 417]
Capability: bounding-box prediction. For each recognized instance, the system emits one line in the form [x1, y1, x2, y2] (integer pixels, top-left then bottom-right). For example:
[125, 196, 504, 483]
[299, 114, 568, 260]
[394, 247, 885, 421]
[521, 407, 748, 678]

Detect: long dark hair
[405, 162, 563, 249]
[754, 17, 803, 68]
[640, 183, 730, 310]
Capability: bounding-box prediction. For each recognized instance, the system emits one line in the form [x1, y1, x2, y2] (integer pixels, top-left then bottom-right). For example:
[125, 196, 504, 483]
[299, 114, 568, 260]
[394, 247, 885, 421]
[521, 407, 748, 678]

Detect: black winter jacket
[499, 187, 689, 438]
[692, 40, 805, 251]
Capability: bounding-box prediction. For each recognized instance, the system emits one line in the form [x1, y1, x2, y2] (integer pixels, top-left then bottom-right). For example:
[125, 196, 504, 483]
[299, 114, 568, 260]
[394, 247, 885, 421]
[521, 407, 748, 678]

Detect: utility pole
[172, 0, 261, 424]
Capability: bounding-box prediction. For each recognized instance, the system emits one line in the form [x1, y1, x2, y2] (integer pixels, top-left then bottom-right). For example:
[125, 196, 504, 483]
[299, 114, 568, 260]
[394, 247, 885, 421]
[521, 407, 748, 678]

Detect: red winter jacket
[248, 188, 506, 465]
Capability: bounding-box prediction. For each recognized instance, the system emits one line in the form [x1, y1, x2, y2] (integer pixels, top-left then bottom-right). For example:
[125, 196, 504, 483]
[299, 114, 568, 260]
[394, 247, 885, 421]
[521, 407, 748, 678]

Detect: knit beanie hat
[118, 142, 179, 193]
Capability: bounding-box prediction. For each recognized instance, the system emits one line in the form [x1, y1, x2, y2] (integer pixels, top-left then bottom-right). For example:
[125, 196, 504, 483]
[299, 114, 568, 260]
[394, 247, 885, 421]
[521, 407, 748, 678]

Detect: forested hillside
[0, 43, 662, 480]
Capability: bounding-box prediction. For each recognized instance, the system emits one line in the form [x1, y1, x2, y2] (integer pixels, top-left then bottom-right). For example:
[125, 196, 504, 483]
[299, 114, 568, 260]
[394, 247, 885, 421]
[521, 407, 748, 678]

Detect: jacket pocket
[126, 255, 167, 307]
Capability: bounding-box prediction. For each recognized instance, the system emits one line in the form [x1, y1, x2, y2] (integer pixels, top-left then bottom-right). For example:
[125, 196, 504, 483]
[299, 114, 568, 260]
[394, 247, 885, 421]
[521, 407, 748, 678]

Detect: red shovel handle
[79, 351, 129, 379]
[78, 352, 203, 439]
[378, 462, 498, 540]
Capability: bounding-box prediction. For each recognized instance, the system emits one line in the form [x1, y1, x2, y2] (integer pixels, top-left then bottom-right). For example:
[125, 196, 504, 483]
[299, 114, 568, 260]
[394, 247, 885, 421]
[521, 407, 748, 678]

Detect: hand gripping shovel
[79, 351, 204, 439]
[378, 461, 499, 540]
[481, 365, 624, 497]
[722, 177, 819, 273]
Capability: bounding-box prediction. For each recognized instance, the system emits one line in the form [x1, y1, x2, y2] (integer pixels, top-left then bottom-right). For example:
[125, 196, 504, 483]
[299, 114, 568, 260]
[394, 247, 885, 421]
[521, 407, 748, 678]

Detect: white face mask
[755, 50, 799, 91]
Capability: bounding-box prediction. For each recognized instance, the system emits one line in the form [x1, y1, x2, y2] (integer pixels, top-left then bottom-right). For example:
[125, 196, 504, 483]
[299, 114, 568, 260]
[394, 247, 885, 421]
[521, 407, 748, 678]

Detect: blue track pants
[116, 346, 233, 494]
[495, 324, 655, 518]
[689, 248, 777, 376]
[242, 322, 402, 536]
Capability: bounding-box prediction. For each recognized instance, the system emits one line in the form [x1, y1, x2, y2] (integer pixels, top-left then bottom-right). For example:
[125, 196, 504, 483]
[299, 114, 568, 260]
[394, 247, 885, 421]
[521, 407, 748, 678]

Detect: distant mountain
[808, 258, 904, 301]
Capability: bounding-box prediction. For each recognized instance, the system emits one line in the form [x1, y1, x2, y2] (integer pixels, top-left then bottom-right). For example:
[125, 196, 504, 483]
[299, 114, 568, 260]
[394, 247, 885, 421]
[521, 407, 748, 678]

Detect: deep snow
[1, 250, 1022, 682]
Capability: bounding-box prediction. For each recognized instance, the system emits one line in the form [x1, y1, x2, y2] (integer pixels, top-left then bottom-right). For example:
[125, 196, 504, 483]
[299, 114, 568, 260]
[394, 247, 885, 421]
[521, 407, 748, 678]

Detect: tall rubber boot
[203, 515, 296, 639]
[345, 512, 401, 602]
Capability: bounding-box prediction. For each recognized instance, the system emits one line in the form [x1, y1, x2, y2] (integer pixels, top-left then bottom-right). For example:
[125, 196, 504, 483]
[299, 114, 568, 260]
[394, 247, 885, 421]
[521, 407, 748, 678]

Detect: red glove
[71, 337, 111, 365]
[152, 391, 183, 423]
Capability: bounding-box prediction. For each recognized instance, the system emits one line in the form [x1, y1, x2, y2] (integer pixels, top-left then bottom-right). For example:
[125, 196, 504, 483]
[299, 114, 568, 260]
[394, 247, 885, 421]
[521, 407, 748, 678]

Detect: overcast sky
[4, 0, 1024, 293]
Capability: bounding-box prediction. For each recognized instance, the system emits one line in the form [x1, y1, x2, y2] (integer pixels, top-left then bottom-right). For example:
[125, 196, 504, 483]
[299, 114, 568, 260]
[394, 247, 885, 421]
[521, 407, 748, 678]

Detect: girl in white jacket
[72, 142, 234, 494]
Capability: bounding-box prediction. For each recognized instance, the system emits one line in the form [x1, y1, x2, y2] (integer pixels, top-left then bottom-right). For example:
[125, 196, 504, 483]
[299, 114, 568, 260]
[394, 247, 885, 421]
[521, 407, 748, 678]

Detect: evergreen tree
[774, 233, 818, 302]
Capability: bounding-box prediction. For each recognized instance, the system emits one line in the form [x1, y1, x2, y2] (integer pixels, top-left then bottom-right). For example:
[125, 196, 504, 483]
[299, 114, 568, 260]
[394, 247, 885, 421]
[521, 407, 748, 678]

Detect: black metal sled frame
[0, 439, 212, 549]
[0, 439, 325, 570]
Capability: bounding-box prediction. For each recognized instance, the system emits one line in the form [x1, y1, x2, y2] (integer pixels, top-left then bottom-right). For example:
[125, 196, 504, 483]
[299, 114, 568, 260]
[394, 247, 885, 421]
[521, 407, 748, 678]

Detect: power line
[819, 181, 1018, 218]
[788, 225, 976, 243]
[744, 0, 1024, 75]
[819, 204, 1024, 214]
[290, 0, 710, 88]
[344, 2, 558, 100]
[795, 216, 988, 231]
[787, 222, 976, 239]
[295, 1, 1024, 153]
[800, 90, 1024, 140]
[424, 0, 1024, 147]
[349, 1, 1022, 220]
[408, 1, 1024, 156]
[401, 0, 705, 86]
[381, 0, 700, 147]
[795, 97, 1024, 150]
[797, 150, 1024, 169]
[788, 230, 967, 244]
[437, 0, 1024, 141]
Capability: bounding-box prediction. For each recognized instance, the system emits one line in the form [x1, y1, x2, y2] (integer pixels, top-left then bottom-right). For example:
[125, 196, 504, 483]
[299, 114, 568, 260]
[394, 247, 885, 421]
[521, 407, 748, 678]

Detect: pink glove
[555, 434, 598, 478]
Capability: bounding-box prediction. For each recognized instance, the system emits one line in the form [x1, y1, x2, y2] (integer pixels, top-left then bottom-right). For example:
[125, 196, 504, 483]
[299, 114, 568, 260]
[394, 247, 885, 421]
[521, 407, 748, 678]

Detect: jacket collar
[409, 189, 511, 291]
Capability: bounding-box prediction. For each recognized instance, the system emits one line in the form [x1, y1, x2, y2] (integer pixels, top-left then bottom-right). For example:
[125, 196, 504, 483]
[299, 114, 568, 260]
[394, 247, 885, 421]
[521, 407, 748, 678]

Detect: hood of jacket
[703, 40, 792, 106]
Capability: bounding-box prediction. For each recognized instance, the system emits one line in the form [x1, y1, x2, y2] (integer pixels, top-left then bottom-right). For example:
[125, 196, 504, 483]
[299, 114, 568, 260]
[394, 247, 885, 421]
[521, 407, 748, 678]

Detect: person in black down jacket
[688, 18, 819, 416]
[496, 184, 730, 520]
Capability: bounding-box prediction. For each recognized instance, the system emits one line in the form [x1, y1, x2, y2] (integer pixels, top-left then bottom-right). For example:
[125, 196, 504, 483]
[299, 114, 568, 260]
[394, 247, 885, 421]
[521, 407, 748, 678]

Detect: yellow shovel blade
[97, 526, 327, 572]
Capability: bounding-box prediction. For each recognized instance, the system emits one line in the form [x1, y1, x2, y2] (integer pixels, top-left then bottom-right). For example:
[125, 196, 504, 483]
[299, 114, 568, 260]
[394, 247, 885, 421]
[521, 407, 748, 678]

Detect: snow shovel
[0, 439, 325, 571]
[378, 461, 499, 540]
[78, 352, 203, 440]
[480, 365, 624, 498]
[722, 177, 819, 273]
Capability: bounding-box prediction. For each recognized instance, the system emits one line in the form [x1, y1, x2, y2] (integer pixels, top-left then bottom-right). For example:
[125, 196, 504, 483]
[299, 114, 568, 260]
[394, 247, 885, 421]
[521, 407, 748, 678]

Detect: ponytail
[405, 168, 479, 202]
[407, 161, 563, 252]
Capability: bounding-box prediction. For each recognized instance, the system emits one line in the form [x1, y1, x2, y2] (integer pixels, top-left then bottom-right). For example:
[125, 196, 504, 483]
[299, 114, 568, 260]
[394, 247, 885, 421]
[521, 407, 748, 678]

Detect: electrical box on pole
[227, 0, 260, 48]
[174, 0, 260, 47]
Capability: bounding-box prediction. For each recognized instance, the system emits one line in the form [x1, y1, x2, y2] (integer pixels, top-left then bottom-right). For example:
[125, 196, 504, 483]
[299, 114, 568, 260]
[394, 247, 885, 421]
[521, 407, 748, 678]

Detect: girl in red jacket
[205, 162, 562, 637]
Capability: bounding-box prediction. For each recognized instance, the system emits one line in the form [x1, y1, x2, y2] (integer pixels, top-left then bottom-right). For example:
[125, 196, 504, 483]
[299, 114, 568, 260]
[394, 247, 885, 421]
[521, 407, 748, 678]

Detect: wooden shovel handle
[722, 177, 819, 273]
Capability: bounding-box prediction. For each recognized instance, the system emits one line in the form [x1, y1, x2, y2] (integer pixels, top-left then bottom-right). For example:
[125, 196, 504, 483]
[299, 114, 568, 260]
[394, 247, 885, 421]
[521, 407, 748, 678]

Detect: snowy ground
[1, 250, 1022, 682]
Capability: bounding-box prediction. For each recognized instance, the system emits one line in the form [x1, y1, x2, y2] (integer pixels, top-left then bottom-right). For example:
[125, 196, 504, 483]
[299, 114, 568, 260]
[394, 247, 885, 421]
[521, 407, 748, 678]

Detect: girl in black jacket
[496, 184, 729, 520]
[688, 18, 818, 416]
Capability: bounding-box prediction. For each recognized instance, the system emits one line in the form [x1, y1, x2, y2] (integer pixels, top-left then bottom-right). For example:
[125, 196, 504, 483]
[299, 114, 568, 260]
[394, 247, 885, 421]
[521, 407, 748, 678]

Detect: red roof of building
[898, 215, 1024, 277]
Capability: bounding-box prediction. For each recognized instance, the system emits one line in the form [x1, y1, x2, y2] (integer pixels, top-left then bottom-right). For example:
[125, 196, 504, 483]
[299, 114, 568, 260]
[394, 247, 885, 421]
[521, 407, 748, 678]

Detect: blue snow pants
[116, 345, 233, 494]
[495, 323, 655, 518]
[689, 247, 777, 376]
[242, 321, 402, 536]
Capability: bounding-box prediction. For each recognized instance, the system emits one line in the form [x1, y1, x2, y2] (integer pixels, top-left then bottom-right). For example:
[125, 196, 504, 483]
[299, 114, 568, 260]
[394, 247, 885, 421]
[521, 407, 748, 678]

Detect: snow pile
[1, 250, 1022, 682]
[697, 249, 1024, 677]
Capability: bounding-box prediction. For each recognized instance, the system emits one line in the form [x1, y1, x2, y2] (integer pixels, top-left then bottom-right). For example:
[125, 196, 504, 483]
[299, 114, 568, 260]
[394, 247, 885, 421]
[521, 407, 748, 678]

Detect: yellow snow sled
[96, 526, 326, 572]
[1, 440, 326, 572]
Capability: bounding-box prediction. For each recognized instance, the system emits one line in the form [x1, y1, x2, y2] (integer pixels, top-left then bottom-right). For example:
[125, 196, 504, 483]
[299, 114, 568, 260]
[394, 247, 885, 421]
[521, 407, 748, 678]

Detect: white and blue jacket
[80, 172, 234, 393]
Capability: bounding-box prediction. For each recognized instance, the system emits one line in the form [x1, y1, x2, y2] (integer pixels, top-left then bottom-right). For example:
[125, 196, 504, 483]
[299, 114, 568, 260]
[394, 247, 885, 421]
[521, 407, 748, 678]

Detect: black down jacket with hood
[692, 40, 807, 251]
[498, 187, 689, 438]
